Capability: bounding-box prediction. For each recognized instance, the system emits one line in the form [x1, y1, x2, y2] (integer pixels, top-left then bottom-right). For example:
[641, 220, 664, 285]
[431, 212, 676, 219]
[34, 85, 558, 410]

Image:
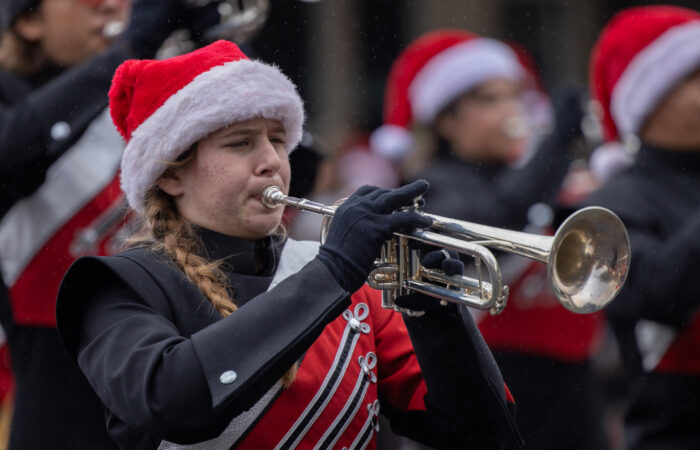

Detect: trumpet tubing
[262, 186, 630, 315]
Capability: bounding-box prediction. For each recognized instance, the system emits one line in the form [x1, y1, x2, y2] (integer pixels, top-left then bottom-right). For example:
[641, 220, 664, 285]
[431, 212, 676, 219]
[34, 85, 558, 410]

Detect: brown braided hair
[132, 150, 297, 388]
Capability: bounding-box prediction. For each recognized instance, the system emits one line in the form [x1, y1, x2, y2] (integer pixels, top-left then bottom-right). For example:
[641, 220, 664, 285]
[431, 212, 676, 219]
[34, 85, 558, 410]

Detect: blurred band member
[0, 0, 217, 447]
[582, 6, 700, 450]
[372, 29, 608, 449]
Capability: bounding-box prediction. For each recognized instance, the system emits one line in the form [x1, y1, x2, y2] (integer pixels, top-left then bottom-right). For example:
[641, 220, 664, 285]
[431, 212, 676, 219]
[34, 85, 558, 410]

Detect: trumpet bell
[549, 207, 630, 313]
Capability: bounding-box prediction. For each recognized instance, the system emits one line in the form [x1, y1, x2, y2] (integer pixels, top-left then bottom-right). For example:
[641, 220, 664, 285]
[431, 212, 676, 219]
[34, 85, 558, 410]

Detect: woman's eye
[228, 140, 250, 148]
[270, 136, 286, 144]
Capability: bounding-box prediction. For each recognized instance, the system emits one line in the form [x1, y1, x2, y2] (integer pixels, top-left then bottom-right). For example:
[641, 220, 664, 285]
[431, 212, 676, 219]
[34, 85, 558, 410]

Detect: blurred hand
[186, 2, 223, 45]
[316, 180, 432, 293]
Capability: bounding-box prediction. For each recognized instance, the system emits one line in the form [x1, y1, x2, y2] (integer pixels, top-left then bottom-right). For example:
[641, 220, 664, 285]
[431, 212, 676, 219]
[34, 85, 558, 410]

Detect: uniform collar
[638, 143, 700, 174]
[196, 227, 282, 276]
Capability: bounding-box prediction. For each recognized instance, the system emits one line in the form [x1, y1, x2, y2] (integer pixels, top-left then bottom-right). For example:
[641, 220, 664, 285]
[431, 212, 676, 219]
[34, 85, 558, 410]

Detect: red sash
[478, 260, 604, 362]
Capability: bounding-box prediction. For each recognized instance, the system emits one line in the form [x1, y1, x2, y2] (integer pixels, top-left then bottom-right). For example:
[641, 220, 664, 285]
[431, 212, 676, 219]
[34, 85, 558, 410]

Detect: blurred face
[158, 118, 291, 240]
[640, 68, 700, 150]
[17, 0, 130, 67]
[434, 78, 528, 164]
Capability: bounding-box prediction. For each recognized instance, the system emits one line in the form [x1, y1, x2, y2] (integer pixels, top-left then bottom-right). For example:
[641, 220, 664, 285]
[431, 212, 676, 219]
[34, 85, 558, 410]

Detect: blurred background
[248, 0, 697, 154]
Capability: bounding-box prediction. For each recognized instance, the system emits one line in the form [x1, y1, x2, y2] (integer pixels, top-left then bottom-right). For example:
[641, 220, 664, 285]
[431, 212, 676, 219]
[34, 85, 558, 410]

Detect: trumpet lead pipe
[262, 186, 337, 216]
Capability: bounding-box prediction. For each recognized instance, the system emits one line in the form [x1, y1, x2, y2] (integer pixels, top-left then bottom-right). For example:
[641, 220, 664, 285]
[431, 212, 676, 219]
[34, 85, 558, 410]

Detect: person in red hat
[54, 40, 522, 449]
[578, 5, 700, 450]
[0, 0, 220, 448]
[374, 29, 608, 450]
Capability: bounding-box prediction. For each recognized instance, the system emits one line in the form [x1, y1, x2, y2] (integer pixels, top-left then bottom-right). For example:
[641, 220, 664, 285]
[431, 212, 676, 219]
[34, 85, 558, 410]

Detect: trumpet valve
[367, 263, 400, 290]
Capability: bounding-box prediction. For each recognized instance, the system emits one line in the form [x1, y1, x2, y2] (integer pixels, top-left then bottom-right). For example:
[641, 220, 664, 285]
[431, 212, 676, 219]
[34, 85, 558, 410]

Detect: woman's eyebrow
[221, 128, 257, 138]
[220, 125, 285, 139]
[270, 126, 286, 134]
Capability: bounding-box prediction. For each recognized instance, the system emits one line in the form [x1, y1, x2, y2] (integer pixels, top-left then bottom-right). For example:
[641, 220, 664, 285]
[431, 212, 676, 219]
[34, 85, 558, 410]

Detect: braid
[137, 185, 297, 387]
[146, 189, 237, 316]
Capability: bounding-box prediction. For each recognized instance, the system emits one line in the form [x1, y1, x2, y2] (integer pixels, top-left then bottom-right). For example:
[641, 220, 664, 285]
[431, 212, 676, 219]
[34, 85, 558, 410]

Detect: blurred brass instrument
[262, 186, 630, 316]
[185, 0, 270, 44]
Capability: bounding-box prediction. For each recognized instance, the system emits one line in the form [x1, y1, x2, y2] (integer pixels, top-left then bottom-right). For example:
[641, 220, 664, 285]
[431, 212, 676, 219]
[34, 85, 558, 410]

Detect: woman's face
[17, 0, 130, 67]
[159, 117, 291, 240]
[640, 68, 700, 150]
[435, 78, 528, 164]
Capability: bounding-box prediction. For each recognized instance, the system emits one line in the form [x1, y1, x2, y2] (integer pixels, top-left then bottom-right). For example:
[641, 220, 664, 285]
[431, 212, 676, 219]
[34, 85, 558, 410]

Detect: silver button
[51, 121, 71, 141]
[219, 370, 237, 384]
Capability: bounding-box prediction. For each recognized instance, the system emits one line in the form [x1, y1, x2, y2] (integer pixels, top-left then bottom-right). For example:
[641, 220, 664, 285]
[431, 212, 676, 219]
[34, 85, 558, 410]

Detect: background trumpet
[263, 186, 630, 316]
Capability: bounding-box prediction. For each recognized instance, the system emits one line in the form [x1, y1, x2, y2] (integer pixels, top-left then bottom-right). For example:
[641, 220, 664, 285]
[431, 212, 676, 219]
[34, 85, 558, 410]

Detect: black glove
[421, 248, 463, 276]
[122, 0, 189, 58]
[188, 2, 224, 45]
[395, 249, 464, 314]
[316, 180, 433, 293]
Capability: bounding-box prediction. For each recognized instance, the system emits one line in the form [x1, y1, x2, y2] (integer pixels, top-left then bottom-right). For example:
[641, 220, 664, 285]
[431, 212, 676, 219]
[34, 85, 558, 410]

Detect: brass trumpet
[262, 186, 630, 316]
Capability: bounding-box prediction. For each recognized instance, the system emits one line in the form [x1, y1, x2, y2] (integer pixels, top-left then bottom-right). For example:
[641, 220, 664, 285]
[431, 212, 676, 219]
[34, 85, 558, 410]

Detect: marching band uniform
[0, 1, 204, 446]
[580, 7, 700, 448]
[58, 230, 519, 449]
[55, 40, 521, 449]
[583, 144, 700, 448]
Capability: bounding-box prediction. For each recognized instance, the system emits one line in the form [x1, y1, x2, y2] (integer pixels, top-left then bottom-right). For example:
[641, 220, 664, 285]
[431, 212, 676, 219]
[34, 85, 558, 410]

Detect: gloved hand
[395, 249, 464, 314]
[316, 180, 433, 293]
[188, 2, 224, 45]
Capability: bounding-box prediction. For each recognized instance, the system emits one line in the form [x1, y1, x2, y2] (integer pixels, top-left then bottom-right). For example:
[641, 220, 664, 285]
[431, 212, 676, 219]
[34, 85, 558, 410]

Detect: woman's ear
[157, 169, 185, 198]
[14, 11, 45, 43]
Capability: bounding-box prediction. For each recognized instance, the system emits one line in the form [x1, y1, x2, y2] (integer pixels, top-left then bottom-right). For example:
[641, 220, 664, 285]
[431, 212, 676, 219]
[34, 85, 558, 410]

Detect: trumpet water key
[262, 186, 630, 316]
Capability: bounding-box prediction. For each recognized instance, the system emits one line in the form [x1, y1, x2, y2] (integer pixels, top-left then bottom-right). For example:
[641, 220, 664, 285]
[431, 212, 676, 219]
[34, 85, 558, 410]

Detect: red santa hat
[370, 29, 524, 160]
[110, 40, 305, 212]
[590, 5, 700, 142]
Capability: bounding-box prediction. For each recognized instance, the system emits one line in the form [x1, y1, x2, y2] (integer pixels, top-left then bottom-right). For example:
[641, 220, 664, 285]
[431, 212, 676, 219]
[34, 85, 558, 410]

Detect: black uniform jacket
[57, 229, 521, 449]
[0, 46, 129, 218]
[577, 143, 700, 449]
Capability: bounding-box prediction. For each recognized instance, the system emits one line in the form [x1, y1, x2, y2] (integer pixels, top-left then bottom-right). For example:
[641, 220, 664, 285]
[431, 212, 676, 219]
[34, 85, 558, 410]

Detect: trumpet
[262, 186, 630, 316]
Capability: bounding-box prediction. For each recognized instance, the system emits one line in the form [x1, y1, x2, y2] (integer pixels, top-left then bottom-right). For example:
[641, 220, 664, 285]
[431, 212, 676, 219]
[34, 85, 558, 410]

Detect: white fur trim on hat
[611, 21, 700, 137]
[590, 141, 636, 182]
[369, 124, 414, 161]
[121, 59, 304, 212]
[409, 38, 524, 124]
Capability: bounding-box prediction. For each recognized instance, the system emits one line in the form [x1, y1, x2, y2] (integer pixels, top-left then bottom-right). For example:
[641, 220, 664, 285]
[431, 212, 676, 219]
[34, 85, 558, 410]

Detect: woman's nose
[255, 139, 283, 175]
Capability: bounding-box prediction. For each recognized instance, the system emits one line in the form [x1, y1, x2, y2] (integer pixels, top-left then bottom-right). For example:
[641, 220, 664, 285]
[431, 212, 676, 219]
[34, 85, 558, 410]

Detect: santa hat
[370, 29, 524, 161]
[110, 40, 304, 212]
[590, 5, 700, 142]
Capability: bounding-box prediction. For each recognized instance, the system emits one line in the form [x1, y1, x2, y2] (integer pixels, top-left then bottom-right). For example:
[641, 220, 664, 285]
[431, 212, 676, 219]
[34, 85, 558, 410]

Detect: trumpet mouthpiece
[262, 186, 284, 208]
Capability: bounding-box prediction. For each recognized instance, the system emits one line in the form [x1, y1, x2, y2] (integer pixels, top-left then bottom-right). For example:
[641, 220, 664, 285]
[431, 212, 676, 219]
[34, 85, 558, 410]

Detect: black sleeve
[417, 307, 521, 449]
[494, 133, 572, 217]
[0, 45, 129, 211]
[387, 304, 522, 449]
[58, 256, 350, 444]
[605, 208, 700, 327]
